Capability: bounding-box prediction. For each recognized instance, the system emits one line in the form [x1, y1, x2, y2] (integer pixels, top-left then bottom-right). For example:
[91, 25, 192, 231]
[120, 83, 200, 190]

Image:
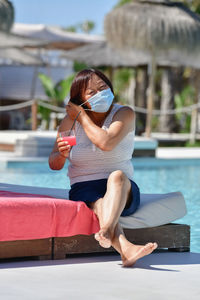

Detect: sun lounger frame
[0, 223, 190, 261]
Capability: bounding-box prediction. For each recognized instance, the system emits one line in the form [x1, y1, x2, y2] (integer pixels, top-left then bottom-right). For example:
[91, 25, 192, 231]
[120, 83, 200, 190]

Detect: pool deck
[1, 147, 200, 162]
[0, 251, 200, 299]
[1, 130, 200, 161]
[0, 130, 158, 158]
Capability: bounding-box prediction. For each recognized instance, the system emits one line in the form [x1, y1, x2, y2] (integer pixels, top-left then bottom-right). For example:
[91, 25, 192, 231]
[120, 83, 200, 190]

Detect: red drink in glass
[59, 130, 76, 146]
[62, 135, 76, 146]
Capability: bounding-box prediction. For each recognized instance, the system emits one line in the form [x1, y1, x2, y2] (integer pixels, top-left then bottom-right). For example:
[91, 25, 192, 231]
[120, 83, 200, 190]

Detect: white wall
[0, 63, 73, 101]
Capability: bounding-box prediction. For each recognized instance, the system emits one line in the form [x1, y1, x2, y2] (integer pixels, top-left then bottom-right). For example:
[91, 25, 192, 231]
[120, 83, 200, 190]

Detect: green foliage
[175, 85, 195, 132]
[38, 73, 56, 100]
[73, 60, 88, 72]
[38, 73, 75, 128]
[176, 0, 200, 14]
[64, 25, 77, 32]
[113, 68, 134, 104]
[185, 140, 200, 147]
[113, 68, 133, 92]
[152, 116, 159, 131]
[115, 0, 132, 8]
[80, 20, 95, 34]
[38, 106, 51, 123]
[38, 73, 75, 105]
[54, 75, 75, 103]
[175, 85, 195, 109]
[63, 20, 95, 34]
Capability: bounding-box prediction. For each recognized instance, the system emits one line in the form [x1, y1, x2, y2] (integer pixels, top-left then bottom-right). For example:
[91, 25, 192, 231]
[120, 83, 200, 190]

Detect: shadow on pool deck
[0, 250, 200, 271]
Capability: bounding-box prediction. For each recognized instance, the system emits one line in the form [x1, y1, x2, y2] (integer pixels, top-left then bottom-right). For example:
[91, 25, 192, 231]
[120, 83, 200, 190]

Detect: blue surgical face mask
[80, 88, 114, 113]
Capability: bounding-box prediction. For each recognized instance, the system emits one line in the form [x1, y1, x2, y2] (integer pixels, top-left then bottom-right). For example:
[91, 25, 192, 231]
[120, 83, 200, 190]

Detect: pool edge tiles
[156, 147, 200, 159]
[133, 157, 200, 167]
[0, 154, 48, 163]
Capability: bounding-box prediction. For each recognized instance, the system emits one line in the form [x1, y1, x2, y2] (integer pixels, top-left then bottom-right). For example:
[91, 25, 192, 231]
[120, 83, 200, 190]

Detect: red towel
[0, 190, 100, 242]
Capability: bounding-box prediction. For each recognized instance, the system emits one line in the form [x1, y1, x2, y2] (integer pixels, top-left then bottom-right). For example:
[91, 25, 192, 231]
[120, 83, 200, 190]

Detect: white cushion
[119, 192, 186, 228]
[0, 183, 187, 229]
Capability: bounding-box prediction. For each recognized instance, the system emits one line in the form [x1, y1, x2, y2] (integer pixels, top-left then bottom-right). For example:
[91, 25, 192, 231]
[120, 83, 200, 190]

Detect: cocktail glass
[59, 130, 76, 146]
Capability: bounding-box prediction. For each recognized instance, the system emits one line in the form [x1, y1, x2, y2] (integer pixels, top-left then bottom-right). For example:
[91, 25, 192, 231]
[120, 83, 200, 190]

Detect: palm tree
[64, 20, 95, 34]
[80, 20, 95, 34]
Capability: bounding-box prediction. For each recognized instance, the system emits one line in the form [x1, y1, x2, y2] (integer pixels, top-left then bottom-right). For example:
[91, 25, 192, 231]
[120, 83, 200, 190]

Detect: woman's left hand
[66, 101, 85, 121]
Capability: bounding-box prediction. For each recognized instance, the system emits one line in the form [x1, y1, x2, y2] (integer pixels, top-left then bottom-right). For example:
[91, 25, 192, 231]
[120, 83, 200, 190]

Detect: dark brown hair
[69, 68, 114, 105]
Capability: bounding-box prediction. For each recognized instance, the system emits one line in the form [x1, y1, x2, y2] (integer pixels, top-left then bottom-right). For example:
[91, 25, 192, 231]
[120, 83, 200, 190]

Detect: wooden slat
[0, 224, 190, 261]
[0, 238, 52, 259]
[53, 235, 112, 259]
[53, 223, 190, 260]
[124, 224, 190, 249]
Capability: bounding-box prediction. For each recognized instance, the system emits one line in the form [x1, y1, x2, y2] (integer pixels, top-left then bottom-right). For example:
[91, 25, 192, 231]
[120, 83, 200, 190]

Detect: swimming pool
[1, 158, 200, 252]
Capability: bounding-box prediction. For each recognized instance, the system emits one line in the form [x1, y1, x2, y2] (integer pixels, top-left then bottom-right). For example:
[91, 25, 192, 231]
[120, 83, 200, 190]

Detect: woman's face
[81, 74, 109, 109]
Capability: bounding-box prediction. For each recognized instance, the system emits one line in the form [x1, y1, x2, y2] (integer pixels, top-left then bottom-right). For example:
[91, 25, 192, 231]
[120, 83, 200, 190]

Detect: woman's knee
[108, 170, 128, 185]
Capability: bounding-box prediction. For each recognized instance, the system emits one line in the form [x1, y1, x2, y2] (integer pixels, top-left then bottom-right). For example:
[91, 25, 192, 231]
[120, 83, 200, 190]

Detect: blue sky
[11, 0, 118, 35]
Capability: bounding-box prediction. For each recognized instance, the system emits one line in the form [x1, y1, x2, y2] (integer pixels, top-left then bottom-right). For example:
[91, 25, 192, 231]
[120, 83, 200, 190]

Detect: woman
[49, 69, 157, 267]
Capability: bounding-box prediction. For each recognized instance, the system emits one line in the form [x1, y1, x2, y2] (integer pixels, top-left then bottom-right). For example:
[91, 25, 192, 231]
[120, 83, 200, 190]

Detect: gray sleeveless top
[68, 103, 135, 185]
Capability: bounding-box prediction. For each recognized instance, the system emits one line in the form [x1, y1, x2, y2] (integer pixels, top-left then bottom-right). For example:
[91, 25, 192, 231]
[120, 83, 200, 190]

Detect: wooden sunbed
[0, 223, 190, 261]
[0, 183, 189, 261]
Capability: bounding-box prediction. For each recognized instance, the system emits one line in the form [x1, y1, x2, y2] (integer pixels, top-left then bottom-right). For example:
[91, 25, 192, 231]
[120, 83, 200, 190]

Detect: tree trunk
[189, 70, 200, 143]
[159, 68, 176, 133]
[145, 57, 156, 137]
[126, 70, 135, 106]
[134, 67, 148, 135]
[31, 100, 38, 130]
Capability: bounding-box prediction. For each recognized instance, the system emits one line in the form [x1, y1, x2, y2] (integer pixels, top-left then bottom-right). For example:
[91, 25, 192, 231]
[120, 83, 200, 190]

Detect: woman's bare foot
[94, 228, 113, 248]
[122, 242, 158, 267]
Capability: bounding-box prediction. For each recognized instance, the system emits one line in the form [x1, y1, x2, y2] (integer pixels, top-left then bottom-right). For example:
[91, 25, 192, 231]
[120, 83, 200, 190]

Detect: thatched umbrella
[61, 40, 149, 67]
[12, 23, 104, 50]
[62, 40, 200, 69]
[104, 0, 200, 137]
[0, 1, 46, 129]
[0, 2, 48, 57]
[0, 30, 49, 49]
[0, 0, 14, 32]
[0, 48, 45, 65]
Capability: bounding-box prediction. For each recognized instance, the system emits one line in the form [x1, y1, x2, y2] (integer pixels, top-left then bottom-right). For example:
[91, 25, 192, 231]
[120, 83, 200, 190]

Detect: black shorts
[69, 178, 140, 217]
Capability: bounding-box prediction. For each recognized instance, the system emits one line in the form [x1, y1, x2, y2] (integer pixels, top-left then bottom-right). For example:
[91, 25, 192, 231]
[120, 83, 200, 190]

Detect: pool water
[1, 158, 200, 253]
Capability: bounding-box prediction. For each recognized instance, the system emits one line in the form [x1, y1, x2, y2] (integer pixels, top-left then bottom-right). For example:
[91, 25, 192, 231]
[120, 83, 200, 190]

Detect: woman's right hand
[57, 137, 71, 158]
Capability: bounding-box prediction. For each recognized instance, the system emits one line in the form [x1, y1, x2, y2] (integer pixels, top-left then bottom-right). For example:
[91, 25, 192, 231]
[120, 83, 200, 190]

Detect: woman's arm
[48, 115, 74, 170]
[66, 102, 135, 151]
[79, 107, 135, 151]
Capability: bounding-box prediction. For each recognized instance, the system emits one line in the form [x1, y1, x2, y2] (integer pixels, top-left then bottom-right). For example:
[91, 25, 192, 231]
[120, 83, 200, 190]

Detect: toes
[99, 231, 104, 239]
[153, 242, 158, 249]
[94, 233, 100, 241]
[122, 242, 158, 267]
[99, 230, 110, 241]
[95, 229, 113, 248]
[98, 231, 112, 248]
[99, 234, 112, 248]
[144, 243, 153, 250]
[145, 242, 157, 248]
[144, 242, 158, 252]
[95, 232, 111, 248]
[99, 239, 112, 248]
